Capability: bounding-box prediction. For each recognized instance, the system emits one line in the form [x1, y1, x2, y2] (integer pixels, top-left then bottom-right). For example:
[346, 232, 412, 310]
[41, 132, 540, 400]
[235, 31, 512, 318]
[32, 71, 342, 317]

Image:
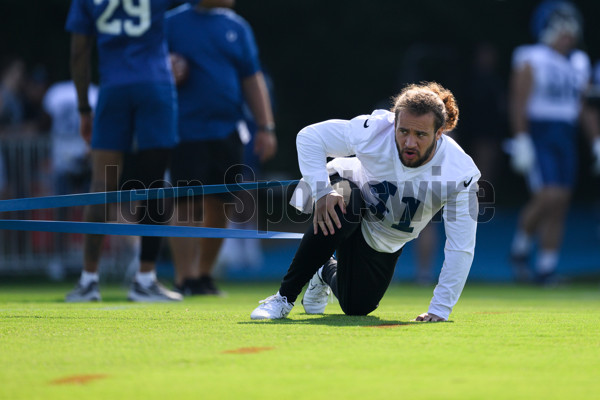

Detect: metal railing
[0, 134, 138, 280]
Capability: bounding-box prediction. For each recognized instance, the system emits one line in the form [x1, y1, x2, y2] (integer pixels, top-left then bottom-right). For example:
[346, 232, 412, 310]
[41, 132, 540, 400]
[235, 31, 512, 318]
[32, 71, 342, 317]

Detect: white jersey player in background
[251, 82, 480, 322]
[508, 0, 600, 284]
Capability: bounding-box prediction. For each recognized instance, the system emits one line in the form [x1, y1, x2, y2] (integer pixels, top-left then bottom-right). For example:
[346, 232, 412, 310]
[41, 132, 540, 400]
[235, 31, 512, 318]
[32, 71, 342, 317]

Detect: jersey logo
[363, 119, 370, 128]
[367, 182, 423, 233]
[463, 177, 473, 187]
[368, 181, 397, 220]
[226, 30, 238, 42]
[391, 197, 421, 233]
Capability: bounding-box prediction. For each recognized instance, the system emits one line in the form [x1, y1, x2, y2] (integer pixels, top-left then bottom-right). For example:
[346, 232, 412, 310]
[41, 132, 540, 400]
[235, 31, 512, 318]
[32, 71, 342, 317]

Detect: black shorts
[170, 131, 244, 190]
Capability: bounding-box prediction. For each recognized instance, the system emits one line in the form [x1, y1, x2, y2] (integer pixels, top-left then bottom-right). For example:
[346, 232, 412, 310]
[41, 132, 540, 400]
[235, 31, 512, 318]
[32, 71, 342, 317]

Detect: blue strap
[0, 180, 298, 212]
[0, 220, 304, 239]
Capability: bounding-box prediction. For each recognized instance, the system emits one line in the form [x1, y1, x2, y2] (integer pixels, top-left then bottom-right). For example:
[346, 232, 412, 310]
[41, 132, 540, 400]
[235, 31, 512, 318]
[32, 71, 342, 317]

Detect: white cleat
[251, 292, 294, 320]
[302, 269, 331, 314]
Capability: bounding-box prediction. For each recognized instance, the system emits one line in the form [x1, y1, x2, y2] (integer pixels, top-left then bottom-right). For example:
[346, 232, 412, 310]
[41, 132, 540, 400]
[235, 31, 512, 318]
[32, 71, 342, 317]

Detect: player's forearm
[428, 249, 474, 320]
[431, 188, 478, 319]
[70, 34, 93, 110]
[242, 72, 274, 130]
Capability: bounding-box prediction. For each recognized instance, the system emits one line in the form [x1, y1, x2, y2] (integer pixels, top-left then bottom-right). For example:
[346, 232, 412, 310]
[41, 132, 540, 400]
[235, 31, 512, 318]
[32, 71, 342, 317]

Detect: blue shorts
[92, 82, 177, 151]
[528, 120, 577, 190]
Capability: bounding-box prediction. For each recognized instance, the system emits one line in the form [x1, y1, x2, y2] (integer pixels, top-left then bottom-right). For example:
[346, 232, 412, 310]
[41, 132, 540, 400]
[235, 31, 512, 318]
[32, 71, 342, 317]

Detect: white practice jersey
[512, 43, 590, 123]
[290, 109, 481, 319]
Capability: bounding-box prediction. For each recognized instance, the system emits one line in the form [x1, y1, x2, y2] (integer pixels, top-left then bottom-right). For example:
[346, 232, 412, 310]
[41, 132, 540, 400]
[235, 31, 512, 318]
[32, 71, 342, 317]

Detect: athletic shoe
[198, 276, 225, 296]
[65, 281, 101, 302]
[250, 292, 294, 320]
[302, 269, 331, 314]
[127, 280, 183, 302]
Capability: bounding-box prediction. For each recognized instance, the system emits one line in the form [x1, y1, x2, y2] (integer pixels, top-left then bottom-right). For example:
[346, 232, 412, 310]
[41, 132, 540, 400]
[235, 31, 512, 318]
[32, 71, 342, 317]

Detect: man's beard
[398, 138, 437, 168]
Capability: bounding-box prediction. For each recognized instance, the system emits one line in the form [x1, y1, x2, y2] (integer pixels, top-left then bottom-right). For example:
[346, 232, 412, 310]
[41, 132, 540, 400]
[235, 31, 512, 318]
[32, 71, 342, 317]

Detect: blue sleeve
[65, 0, 95, 35]
[239, 22, 261, 78]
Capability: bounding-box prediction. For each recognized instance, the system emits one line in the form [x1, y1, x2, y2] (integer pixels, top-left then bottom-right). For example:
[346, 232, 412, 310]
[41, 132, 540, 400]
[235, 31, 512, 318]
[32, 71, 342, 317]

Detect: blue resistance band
[0, 180, 298, 212]
[0, 220, 303, 239]
[0, 180, 304, 239]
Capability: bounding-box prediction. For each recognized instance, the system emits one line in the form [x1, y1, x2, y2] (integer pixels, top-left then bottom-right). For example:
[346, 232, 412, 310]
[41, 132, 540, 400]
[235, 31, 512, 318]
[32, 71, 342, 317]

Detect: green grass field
[1, 281, 600, 400]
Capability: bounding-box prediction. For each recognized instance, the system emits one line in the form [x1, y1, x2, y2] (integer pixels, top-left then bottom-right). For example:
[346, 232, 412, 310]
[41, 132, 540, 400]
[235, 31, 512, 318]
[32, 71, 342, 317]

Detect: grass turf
[1, 281, 600, 400]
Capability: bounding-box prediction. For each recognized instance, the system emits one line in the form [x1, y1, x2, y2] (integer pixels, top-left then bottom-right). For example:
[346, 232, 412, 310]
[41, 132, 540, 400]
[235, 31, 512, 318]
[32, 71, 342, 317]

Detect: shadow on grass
[240, 313, 451, 327]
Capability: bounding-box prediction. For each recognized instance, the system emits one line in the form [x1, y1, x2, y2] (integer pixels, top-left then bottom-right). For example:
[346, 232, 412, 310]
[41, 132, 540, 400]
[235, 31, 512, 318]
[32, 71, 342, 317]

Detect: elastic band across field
[0, 220, 303, 239]
[0, 180, 298, 212]
[0, 180, 303, 239]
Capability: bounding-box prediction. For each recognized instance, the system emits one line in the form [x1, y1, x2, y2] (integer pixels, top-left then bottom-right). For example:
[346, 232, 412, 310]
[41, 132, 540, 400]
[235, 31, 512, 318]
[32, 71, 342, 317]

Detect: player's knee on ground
[339, 298, 378, 316]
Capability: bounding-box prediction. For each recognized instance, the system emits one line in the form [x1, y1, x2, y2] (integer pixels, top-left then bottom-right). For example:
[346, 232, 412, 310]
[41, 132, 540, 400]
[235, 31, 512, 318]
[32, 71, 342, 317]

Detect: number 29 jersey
[65, 0, 197, 87]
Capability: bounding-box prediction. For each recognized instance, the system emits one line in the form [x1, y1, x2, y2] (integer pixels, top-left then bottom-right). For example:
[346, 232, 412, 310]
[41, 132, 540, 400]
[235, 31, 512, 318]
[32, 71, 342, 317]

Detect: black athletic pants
[279, 176, 403, 315]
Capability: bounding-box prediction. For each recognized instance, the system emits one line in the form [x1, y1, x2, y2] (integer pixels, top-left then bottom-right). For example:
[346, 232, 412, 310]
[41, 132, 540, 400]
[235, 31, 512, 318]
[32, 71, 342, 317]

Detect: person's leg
[66, 85, 132, 302]
[83, 149, 124, 273]
[511, 191, 546, 257]
[168, 134, 242, 295]
[121, 149, 171, 273]
[512, 121, 576, 283]
[117, 83, 181, 301]
[168, 140, 206, 292]
[251, 177, 364, 320]
[533, 122, 577, 283]
[511, 122, 554, 277]
[119, 149, 181, 301]
[169, 196, 201, 286]
[278, 178, 364, 303]
[321, 229, 402, 316]
[65, 150, 122, 302]
[536, 186, 571, 280]
[188, 133, 245, 294]
[198, 194, 228, 275]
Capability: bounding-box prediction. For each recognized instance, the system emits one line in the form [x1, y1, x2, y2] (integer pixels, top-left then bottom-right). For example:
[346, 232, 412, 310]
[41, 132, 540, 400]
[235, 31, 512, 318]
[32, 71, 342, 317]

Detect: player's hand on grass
[415, 312, 446, 322]
[314, 192, 346, 236]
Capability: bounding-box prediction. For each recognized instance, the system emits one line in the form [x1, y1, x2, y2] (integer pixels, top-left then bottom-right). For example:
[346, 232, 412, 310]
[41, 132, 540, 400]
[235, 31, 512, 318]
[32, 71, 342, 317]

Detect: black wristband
[257, 123, 275, 133]
[78, 105, 92, 114]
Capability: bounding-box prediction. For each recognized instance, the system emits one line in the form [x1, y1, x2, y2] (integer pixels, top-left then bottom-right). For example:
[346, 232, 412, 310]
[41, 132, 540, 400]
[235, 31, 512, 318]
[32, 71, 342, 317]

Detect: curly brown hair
[391, 81, 459, 133]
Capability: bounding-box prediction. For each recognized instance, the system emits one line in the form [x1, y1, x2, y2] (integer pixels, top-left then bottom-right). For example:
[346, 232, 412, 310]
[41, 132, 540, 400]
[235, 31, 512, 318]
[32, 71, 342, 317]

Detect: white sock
[511, 230, 532, 256]
[536, 250, 558, 275]
[135, 271, 156, 287]
[79, 271, 99, 286]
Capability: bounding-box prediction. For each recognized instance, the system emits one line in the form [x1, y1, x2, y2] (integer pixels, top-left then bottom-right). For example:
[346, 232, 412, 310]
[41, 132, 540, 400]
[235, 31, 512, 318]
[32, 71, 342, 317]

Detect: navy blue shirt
[165, 5, 261, 141]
